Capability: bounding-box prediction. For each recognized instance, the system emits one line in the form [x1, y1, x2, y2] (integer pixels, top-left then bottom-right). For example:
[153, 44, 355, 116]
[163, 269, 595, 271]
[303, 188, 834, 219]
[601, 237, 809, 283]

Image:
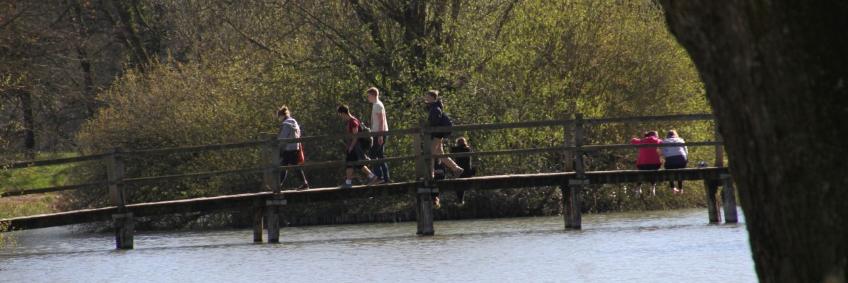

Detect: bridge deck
[2, 167, 727, 231]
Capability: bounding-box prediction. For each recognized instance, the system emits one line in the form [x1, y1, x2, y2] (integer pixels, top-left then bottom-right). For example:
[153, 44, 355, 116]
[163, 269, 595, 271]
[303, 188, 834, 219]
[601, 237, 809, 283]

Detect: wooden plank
[3, 168, 730, 231]
[432, 146, 577, 159]
[584, 114, 714, 125]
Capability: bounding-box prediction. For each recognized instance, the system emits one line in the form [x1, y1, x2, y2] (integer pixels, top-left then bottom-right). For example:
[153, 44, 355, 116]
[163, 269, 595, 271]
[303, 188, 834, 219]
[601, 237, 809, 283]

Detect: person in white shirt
[367, 87, 390, 184]
[661, 129, 688, 194]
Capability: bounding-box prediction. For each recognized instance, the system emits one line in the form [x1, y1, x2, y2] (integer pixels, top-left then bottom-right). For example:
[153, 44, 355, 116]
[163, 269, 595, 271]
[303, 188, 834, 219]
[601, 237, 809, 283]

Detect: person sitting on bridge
[424, 90, 464, 178]
[661, 130, 689, 194]
[451, 137, 476, 204]
[631, 131, 662, 195]
[338, 104, 380, 188]
[277, 105, 309, 190]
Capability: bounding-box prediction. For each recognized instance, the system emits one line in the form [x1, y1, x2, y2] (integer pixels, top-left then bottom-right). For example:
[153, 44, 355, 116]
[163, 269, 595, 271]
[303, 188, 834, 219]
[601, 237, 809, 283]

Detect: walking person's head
[366, 87, 380, 103]
[644, 131, 658, 138]
[666, 130, 678, 138]
[424, 90, 439, 104]
[337, 104, 351, 120]
[456, 137, 469, 148]
[277, 105, 290, 118]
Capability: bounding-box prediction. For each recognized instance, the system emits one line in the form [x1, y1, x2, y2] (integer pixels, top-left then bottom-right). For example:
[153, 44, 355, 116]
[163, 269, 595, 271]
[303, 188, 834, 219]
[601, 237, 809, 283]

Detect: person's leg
[432, 139, 462, 175]
[297, 168, 309, 189]
[378, 136, 389, 182]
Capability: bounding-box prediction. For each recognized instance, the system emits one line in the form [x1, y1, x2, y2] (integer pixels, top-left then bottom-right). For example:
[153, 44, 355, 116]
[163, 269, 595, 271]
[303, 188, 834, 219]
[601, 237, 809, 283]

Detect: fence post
[704, 179, 722, 223]
[415, 120, 435, 236]
[720, 173, 739, 223]
[106, 147, 133, 249]
[714, 121, 724, 167]
[261, 134, 284, 243]
[564, 113, 586, 230]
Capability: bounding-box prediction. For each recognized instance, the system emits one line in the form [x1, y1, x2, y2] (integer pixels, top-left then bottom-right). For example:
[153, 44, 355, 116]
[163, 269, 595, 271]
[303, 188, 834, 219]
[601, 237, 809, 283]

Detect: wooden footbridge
[1, 114, 738, 249]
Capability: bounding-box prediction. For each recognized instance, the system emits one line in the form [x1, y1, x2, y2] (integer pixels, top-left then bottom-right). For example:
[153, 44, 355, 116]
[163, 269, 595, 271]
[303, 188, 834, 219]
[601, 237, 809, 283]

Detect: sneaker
[367, 176, 382, 186]
[451, 167, 464, 177]
[297, 184, 310, 190]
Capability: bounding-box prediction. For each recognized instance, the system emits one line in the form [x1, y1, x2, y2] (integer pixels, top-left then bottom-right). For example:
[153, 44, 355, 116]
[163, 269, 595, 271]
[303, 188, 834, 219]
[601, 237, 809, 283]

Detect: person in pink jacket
[631, 131, 662, 194]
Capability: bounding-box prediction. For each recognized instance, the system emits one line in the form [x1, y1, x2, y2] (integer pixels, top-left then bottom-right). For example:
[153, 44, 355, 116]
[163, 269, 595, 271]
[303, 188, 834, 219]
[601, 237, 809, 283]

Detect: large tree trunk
[660, 1, 848, 282]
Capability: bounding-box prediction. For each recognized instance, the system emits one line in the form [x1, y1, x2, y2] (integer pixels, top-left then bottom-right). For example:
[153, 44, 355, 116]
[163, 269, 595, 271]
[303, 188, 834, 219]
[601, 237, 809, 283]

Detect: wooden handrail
[6, 153, 111, 169]
[0, 181, 108, 197]
[0, 113, 722, 201]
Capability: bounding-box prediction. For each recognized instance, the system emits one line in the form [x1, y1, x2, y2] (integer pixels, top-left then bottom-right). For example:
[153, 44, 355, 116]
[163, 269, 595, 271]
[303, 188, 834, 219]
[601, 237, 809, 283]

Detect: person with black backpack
[337, 104, 380, 188]
[424, 90, 464, 179]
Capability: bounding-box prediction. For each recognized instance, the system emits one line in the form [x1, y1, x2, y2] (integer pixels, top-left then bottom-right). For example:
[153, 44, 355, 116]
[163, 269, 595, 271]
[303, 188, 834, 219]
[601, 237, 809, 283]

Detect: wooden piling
[704, 179, 721, 223]
[113, 213, 134, 249]
[416, 187, 436, 235]
[721, 173, 738, 223]
[253, 201, 263, 243]
[564, 114, 585, 230]
[265, 197, 285, 243]
[415, 122, 436, 236]
[106, 148, 133, 249]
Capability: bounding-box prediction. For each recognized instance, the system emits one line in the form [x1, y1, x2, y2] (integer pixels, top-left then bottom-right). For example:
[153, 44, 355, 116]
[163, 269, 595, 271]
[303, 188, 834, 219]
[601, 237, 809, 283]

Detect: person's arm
[376, 111, 386, 145]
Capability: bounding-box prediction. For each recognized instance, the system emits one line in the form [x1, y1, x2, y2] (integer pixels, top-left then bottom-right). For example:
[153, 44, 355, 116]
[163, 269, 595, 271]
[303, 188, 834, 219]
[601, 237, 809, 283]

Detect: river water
[0, 208, 756, 282]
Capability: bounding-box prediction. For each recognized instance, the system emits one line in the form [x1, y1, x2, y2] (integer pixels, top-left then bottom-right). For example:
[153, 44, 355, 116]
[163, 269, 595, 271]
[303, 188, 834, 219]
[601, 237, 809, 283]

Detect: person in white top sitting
[661, 129, 688, 194]
[367, 87, 390, 184]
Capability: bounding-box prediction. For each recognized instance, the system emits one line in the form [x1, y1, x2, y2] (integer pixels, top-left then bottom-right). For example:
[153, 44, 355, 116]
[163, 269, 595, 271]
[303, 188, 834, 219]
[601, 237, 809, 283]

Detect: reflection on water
[0, 209, 756, 283]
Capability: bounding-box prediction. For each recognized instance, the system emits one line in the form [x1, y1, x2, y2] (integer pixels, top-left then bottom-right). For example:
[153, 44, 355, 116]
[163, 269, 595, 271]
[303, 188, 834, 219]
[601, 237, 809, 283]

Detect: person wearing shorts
[277, 105, 309, 190]
[338, 105, 380, 188]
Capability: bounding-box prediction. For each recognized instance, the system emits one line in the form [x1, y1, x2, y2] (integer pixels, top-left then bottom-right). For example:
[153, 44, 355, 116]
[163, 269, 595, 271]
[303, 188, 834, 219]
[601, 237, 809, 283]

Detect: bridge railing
[1, 113, 723, 203]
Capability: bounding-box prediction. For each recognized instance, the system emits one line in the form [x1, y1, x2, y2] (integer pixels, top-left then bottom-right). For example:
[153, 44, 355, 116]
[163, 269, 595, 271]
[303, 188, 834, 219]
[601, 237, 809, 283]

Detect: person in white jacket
[661, 130, 688, 193]
[277, 105, 309, 190]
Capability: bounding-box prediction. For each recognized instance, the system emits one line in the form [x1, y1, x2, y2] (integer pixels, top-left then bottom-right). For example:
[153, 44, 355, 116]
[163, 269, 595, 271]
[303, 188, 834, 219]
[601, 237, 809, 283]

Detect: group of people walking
[630, 130, 689, 194]
[276, 88, 473, 191]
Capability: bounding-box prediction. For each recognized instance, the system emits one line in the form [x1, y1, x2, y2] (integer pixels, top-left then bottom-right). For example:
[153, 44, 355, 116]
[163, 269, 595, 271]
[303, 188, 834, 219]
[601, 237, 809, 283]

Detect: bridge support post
[563, 114, 586, 230]
[253, 201, 264, 243]
[704, 179, 722, 223]
[266, 196, 286, 243]
[113, 213, 134, 250]
[720, 174, 738, 223]
[564, 179, 587, 230]
[416, 187, 436, 235]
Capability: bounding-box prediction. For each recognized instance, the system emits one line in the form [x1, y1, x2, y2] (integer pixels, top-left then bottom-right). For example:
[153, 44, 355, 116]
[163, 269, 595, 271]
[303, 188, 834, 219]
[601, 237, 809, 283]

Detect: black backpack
[439, 111, 453, 127]
[357, 122, 373, 149]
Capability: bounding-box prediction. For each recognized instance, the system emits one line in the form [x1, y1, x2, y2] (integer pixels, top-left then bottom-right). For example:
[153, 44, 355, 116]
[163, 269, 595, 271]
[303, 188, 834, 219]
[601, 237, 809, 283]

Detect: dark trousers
[280, 150, 308, 188]
[369, 135, 390, 182]
[664, 155, 688, 189]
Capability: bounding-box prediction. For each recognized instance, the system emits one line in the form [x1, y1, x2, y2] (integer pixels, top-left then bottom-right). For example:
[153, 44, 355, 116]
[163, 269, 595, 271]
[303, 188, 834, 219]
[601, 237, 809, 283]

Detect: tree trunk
[660, 1, 848, 282]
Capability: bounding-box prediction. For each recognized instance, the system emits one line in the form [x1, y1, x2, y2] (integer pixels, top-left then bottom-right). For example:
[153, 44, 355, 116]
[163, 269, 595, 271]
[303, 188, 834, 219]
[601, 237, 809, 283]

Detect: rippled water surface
[1, 208, 756, 282]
